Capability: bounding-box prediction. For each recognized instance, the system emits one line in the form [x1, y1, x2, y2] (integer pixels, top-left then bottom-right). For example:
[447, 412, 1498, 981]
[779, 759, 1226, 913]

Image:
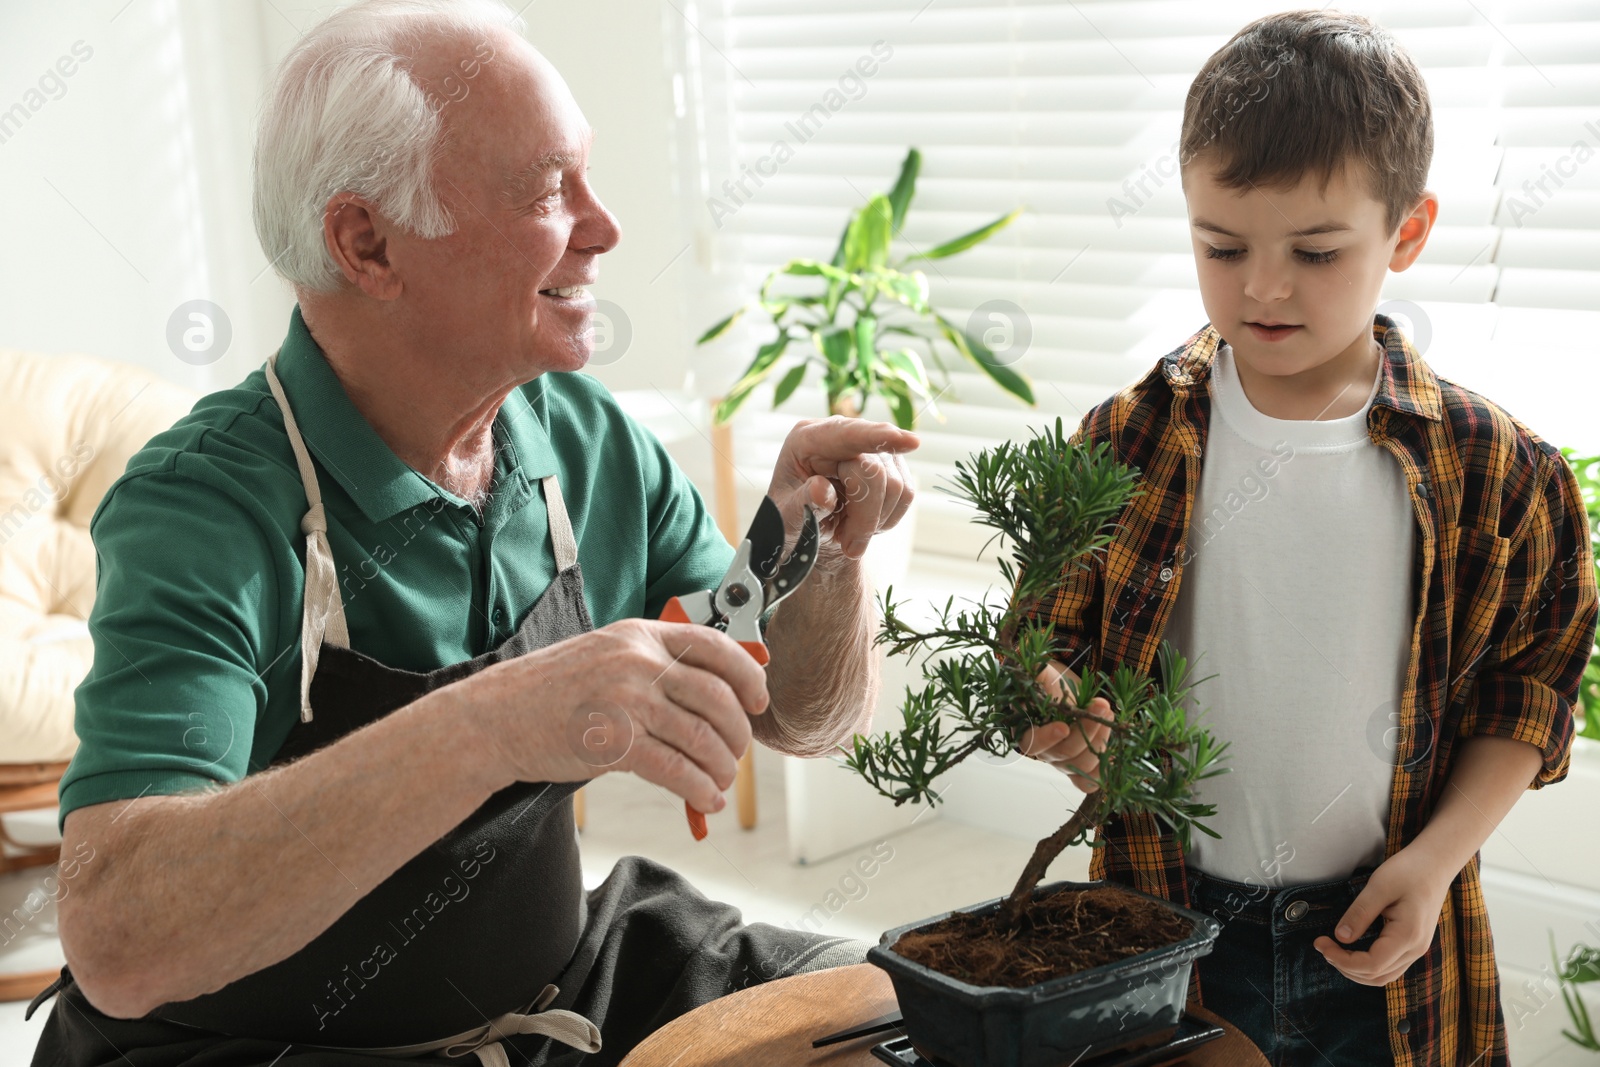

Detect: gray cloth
[520, 853, 872, 1067]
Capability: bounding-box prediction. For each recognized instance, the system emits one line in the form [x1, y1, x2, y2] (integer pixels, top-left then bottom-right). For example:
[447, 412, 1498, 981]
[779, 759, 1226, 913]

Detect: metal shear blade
[744, 496, 788, 584]
[765, 505, 819, 613]
[715, 498, 820, 649]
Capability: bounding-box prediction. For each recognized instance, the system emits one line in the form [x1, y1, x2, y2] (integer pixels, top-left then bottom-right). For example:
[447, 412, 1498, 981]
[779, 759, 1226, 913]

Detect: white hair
[252, 0, 525, 292]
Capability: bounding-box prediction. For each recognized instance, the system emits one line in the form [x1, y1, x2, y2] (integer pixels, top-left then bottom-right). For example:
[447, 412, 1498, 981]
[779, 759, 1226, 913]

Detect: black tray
[869, 1009, 1226, 1067]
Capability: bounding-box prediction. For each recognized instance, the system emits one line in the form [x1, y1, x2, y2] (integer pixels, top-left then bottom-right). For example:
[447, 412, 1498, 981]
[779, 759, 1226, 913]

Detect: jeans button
[1284, 899, 1309, 921]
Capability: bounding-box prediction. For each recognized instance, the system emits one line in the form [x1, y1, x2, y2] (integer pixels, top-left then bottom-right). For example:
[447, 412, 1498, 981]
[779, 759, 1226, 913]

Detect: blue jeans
[1184, 865, 1395, 1066]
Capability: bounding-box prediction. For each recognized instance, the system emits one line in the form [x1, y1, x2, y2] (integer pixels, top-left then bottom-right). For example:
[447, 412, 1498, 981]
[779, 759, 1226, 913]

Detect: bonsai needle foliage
[834, 418, 1229, 931]
[697, 147, 1034, 430]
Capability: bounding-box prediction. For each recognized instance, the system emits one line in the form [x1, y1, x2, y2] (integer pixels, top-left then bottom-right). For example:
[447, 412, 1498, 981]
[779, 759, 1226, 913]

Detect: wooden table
[619, 963, 1268, 1067]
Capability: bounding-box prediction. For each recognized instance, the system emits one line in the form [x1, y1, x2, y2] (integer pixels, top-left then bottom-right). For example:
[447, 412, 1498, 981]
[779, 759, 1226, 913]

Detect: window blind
[668, 0, 1600, 568]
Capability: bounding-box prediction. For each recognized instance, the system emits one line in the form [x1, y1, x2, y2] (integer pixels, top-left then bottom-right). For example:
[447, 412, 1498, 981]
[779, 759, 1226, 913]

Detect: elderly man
[27, 2, 914, 1065]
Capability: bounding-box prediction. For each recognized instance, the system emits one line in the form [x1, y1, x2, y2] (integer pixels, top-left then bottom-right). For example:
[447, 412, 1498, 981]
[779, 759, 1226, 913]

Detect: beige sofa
[0, 348, 198, 1001]
[0, 349, 199, 763]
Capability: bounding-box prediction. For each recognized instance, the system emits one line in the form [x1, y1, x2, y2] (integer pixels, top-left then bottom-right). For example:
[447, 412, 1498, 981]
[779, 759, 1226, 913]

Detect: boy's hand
[1313, 843, 1453, 986]
[1017, 660, 1112, 794]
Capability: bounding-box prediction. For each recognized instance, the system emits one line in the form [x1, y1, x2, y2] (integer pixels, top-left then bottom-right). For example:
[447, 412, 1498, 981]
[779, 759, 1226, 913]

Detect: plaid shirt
[1025, 312, 1596, 1067]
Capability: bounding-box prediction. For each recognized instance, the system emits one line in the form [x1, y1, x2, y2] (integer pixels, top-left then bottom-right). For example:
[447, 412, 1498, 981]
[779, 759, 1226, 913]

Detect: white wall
[0, 1, 291, 392]
[1, 0, 698, 398]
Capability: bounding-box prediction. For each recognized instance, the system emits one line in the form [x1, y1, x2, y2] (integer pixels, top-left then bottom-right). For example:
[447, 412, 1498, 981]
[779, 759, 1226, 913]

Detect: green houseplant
[1547, 445, 1600, 1059]
[696, 147, 1035, 430]
[831, 419, 1230, 1066]
[1542, 450, 1600, 1056]
[1559, 447, 1600, 741]
[1550, 933, 1600, 1052]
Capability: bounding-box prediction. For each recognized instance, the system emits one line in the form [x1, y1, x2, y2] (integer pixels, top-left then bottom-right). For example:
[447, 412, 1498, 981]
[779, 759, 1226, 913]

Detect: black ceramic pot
[866, 879, 1221, 1067]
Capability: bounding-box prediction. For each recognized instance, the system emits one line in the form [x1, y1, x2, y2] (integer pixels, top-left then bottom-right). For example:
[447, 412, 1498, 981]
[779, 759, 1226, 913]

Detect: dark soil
[889, 884, 1192, 989]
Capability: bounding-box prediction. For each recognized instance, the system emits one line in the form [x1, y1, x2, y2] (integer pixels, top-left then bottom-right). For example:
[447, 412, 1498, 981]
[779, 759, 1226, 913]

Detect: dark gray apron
[27, 356, 867, 1067]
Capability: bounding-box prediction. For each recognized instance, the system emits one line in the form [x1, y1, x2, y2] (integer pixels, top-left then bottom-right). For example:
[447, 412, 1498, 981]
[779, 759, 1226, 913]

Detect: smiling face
[1181, 151, 1435, 411]
[383, 28, 621, 385]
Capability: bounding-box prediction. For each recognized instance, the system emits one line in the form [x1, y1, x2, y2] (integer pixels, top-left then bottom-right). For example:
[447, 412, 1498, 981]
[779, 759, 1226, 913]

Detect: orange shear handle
[659, 595, 765, 841]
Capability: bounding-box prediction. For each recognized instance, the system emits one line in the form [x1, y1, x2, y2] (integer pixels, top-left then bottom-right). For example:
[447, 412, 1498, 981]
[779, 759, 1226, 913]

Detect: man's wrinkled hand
[1314, 844, 1452, 986]
[767, 416, 918, 560]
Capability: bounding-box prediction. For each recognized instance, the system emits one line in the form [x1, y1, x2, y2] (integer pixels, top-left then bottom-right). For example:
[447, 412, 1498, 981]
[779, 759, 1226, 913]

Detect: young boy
[1014, 10, 1597, 1067]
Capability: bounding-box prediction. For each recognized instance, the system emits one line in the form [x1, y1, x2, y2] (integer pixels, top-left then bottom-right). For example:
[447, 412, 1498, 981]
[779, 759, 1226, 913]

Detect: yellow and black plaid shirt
[1025, 312, 1596, 1067]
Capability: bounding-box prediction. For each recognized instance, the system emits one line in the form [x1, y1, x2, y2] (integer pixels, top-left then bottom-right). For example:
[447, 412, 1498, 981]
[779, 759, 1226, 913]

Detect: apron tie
[329, 983, 602, 1065]
[445, 983, 602, 1066]
[265, 353, 351, 723]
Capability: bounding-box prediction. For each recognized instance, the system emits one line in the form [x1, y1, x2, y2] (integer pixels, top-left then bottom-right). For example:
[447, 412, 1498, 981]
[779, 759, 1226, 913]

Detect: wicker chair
[0, 348, 197, 1002]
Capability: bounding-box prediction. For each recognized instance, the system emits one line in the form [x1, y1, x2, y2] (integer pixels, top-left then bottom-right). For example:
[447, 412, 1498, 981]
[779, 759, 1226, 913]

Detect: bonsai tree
[696, 147, 1034, 430]
[835, 418, 1229, 934]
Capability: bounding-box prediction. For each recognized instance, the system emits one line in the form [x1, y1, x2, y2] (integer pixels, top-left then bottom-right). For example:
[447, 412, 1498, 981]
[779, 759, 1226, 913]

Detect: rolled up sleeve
[1460, 450, 1598, 789]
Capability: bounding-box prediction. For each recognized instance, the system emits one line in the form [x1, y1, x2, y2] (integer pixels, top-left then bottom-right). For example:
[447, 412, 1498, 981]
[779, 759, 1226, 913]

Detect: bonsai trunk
[994, 788, 1107, 932]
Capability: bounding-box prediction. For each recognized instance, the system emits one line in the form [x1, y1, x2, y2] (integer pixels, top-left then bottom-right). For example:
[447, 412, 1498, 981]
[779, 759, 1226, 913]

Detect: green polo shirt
[58, 306, 736, 832]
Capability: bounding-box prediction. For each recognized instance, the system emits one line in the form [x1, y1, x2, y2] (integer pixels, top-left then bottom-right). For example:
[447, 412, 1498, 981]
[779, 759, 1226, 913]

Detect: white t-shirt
[1164, 342, 1414, 886]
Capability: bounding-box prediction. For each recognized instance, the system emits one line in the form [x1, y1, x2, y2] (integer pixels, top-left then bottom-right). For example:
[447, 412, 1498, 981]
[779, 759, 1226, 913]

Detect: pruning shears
[660, 496, 820, 840]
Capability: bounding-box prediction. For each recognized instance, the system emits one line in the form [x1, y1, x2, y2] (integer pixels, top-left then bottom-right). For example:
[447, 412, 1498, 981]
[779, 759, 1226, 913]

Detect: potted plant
[696, 146, 1034, 429]
[834, 418, 1230, 1066]
[694, 148, 1037, 587]
[1549, 932, 1600, 1053]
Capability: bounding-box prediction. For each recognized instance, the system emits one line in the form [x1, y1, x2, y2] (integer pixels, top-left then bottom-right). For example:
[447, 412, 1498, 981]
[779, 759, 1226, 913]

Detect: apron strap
[540, 474, 578, 572]
[265, 352, 351, 724]
[324, 983, 602, 1062]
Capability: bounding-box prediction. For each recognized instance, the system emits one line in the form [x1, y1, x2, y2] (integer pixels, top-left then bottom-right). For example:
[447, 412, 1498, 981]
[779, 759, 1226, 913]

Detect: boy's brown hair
[1179, 9, 1433, 237]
